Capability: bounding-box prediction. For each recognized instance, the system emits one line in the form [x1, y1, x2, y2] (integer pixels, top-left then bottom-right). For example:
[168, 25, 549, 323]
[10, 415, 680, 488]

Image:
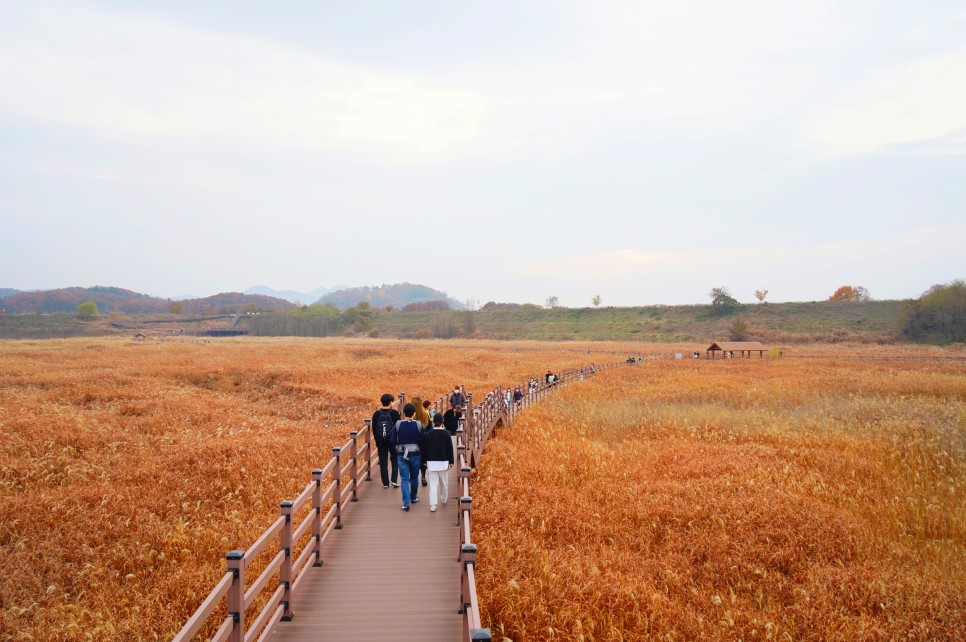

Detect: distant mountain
[1, 286, 169, 314]
[0, 288, 20, 299]
[182, 292, 295, 314]
[244, 284, 349, 305]
[318, 283, 463, 310]
[0, 287, 295, 315]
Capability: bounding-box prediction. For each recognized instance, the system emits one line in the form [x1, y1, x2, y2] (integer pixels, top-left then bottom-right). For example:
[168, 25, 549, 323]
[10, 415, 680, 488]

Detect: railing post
[226, 550, 245, 642]
[349, 431, 359, 502]
[398, 392, 406, 414]
[311, 469, 323, 567]
[280, 501, 295, 621]
[332, 447, 343, 530]
[363, 419, 373, 482]
[473, 409, 482, 464]
[457, 466, 470, 526]
[458, 543, 477, 614]
[458, 496, 472, 546]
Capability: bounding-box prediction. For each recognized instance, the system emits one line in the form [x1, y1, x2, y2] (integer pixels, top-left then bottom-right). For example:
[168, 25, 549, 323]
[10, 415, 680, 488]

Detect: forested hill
[318, 283, 463, 310]
[0, 288, 20, 299]
[0, 287, 294, 314]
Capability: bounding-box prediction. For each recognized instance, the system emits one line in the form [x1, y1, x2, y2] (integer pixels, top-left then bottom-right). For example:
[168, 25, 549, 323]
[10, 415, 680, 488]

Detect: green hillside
[0, 299, 909, 343]
[371, 300, 906, 343]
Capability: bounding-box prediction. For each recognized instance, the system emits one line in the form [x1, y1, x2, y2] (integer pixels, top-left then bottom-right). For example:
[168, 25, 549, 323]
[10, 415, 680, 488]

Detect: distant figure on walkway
[443, 404, 463, 435]
[391, 403, 425, 511]
[513, 387, 523, 406]
[545, 370, 553, 384]
[504, 389, 512, 408]
[423, 413, 454, 512]
[449, 386, 466, 409]
[590, 363, 596, 374]
[371, 394, 400, 488]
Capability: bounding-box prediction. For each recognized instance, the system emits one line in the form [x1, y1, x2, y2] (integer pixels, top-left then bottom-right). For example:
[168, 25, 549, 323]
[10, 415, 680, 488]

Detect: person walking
[443, 404, 463, 435]
[449, 386, 466, 410]
[422, 413, 454, 512]
[391, 403, 425, 511]
[412, 397, 432, 487]
[371, 393, 399, 488]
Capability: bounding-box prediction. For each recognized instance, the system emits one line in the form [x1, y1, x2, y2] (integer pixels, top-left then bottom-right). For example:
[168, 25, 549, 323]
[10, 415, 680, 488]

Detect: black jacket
[443, 409, 462, 434]
[371, 408, 400, 446]
[421, 428, 454, 464]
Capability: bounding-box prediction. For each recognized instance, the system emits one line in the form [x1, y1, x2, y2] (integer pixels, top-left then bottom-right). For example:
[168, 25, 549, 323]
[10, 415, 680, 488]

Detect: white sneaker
[430, 505, 437, 512]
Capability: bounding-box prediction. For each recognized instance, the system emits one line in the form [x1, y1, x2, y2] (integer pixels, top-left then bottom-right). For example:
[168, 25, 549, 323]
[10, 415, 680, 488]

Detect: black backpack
[374, 409, 394, 444]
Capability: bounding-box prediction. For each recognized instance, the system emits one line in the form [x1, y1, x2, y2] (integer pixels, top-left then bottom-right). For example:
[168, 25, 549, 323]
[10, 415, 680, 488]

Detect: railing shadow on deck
[171, 361, 623, 642]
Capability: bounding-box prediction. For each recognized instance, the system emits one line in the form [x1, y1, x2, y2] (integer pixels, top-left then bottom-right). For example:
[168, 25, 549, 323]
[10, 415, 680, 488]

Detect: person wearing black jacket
[442, 406, 462, 435]
[422, 413, 454, 512]
[371, 394, 400, 488]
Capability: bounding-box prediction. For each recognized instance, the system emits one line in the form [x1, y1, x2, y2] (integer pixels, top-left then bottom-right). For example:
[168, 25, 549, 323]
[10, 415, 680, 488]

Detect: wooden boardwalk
[264, 449, 462, 642]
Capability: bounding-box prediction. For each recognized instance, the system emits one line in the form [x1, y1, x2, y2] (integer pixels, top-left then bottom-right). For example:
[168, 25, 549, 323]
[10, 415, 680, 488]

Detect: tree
[829, 285, 870, 302]
[708, 287, 738, 315]
[592, 294, 601, 307]
[902, 280, 966, 344]
[76, 301, 99, 318]
[462, 310, 477, 335]
[545, 296, 559, 308]
[431, 312, 458, 339]
[754, 289, 768, 304]
[168, 301, 185, 315]
[728, 317, 750, 341]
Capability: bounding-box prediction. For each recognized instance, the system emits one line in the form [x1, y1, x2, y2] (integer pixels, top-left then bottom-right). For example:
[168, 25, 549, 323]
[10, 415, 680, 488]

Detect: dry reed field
[474, 352, 966, 641]
[0, 337, 614, 641]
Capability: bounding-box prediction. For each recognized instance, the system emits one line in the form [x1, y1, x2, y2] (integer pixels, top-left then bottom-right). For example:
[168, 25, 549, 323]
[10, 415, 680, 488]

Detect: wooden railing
[455, 361, 623, 641]
[173, 363, 621, 642]
[171, 421, 375, 642]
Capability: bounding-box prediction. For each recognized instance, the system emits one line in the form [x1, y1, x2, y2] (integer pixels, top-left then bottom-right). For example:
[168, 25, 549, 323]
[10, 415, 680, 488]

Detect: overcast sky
[1, 1, 964, 306]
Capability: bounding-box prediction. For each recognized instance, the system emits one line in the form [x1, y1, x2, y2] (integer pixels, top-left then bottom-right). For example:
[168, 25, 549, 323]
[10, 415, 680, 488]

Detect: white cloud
[503, 222, 966, 304]
[808, 50, 966, 155]
[0, 3, 489, 158]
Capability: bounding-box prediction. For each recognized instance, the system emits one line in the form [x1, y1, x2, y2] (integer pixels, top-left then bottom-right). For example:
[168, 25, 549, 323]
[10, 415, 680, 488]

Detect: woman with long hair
[410, 397, 432, 487]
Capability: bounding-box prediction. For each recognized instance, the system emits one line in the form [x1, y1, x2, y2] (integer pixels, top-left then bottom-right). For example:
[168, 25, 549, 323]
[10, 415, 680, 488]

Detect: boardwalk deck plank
[266, 451, 462, 642]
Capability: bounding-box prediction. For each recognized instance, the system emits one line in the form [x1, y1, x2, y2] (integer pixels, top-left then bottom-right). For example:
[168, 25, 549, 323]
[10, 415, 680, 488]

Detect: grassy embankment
[0, 299, 911, 342]
[374, 300, 905, 343]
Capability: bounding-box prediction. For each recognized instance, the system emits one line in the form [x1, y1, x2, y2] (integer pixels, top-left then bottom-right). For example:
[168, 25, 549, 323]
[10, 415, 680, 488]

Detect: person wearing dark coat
[422, 413, 454, 512]
[371, 394, 399, 488]
[443, 406, 462, 435]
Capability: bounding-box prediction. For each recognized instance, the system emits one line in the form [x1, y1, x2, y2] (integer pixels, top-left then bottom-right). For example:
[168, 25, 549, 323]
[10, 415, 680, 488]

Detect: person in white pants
[422, 413, 454, 512]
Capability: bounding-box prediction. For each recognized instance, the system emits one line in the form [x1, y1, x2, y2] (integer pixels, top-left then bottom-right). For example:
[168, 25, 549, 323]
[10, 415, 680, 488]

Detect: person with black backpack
[371, 393, 400, 488]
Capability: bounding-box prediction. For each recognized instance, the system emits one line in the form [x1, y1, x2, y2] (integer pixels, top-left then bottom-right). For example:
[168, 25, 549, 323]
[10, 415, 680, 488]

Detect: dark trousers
[378, 441, 398, 486]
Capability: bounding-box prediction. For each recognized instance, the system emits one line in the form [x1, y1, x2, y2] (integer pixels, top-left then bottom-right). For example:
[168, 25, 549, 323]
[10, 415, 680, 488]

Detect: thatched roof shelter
[706, 341, 767, 358]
